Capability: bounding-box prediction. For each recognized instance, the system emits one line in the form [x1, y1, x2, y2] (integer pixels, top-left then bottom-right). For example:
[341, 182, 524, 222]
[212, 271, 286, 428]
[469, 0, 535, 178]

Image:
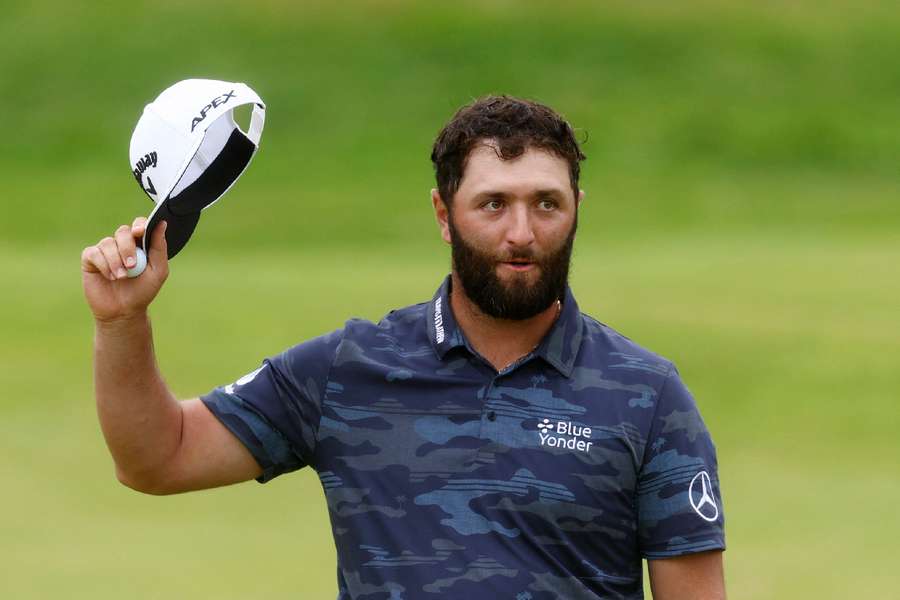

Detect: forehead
[457, 142, 572, 200]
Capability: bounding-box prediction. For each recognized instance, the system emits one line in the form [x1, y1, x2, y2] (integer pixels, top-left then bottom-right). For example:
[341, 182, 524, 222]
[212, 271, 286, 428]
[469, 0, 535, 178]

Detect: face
[433, 142, 582, 320]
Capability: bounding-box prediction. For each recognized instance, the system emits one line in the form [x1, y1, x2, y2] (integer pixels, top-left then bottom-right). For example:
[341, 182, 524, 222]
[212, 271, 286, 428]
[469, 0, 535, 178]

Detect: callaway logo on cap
[129, 78, 266, 258]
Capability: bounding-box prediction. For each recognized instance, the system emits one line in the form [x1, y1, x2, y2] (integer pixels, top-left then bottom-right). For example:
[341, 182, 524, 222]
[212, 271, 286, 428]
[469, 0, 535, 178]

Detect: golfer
[82, 96, 726, 599]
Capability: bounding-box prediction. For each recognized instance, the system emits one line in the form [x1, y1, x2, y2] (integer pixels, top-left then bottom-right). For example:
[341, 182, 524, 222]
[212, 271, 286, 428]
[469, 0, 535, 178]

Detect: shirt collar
[426, 276, 584, 378]
[427, 276, 467, 359]
[532, 284, 584, 378]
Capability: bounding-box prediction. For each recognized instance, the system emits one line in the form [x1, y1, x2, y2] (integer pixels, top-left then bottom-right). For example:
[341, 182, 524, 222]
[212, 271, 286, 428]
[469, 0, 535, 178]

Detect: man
[82, 96, 725, 599]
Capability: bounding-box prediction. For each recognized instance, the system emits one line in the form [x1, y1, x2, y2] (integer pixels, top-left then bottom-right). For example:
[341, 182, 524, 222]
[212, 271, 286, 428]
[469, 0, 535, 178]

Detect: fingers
[147, 221, 169, 278]
[82, 217, 152, 281]
[81, 244, 114, 280]
[115, 224, 138, 271]
[98, 236, 127, 280]
[131, 216, 148, 238]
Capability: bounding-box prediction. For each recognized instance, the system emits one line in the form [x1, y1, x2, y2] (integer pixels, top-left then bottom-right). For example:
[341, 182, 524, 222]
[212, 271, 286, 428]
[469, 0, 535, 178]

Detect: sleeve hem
[201, 391, 292, 484]
[642, 540, 726, 560]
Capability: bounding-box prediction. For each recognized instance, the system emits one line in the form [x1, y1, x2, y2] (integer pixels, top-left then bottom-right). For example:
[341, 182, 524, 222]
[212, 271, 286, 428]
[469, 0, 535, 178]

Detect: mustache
[499, 250, 538, 262]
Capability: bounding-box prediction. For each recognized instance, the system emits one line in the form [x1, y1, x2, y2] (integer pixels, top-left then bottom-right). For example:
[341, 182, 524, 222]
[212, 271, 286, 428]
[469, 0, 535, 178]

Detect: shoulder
[337, 301, 429, 342]
[276, 301, 431, 374]
[342, 301, 429, 338]
[332, 301, 431, 361]
[279, 327, 345, 361]
[575, 312, 675, 387]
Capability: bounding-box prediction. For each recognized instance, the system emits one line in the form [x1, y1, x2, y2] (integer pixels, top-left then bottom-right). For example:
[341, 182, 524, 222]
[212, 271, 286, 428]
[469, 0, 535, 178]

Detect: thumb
[147, 220, 169, 272]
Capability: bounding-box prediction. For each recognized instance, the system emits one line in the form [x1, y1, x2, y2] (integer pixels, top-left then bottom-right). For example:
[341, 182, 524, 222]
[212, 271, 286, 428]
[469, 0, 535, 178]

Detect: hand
[81, 217, 169, 323]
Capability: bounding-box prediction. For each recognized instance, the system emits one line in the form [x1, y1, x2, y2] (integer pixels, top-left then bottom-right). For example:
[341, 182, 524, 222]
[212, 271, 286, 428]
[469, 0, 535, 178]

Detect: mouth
[500, 260, 536, 272]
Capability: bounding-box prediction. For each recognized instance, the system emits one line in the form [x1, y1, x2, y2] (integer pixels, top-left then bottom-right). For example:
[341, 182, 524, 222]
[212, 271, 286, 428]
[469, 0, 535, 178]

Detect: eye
[538, 199, 557, 211]
[483, 199, 504, 211]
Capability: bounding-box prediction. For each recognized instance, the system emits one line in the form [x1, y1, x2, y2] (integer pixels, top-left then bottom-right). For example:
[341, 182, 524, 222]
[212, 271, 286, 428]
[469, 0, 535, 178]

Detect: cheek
[536, 216, 576, 247]
[470, 231, 506, 257]
[450, 214, 497, 250]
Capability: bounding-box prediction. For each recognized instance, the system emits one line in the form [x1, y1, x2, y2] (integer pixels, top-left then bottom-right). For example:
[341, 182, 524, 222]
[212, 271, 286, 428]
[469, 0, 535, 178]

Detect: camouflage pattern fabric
[202, 276, 725, 599]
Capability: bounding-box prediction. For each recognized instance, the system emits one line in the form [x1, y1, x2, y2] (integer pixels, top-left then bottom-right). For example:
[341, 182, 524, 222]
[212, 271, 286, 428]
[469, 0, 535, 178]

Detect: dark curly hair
[431, 95, 586, 206]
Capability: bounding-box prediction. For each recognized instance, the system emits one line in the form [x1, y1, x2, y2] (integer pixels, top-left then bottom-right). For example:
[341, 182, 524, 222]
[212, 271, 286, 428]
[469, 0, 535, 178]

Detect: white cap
[129, 78, 266, 258]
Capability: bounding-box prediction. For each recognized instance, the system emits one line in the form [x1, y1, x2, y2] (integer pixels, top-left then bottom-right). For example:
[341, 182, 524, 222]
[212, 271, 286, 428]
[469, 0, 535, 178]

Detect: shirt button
[487, 411, 496, 421]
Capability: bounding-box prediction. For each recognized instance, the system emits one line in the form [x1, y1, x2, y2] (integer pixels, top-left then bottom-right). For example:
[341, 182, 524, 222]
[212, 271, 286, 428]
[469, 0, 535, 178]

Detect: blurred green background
[2, 0, 898, 597]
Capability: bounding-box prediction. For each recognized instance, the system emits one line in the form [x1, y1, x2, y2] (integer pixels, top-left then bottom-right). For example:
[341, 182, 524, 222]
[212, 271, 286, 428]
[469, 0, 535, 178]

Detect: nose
[505, 204, 535, 248]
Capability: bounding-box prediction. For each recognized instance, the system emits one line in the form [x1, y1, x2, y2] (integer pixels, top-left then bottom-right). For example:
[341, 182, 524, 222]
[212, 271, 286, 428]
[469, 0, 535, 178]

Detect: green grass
[1, 0, 898, 597]
[2, 1, 898, 247]
[2, 234, 898, 598]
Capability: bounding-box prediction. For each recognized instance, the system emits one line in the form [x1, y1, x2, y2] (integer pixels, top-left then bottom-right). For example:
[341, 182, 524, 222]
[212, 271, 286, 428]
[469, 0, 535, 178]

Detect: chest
[315, 355, 653, 526]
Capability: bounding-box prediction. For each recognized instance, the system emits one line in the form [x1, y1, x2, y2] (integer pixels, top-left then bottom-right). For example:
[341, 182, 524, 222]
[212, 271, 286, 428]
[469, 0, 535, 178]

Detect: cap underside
[144, 128, 256, 258]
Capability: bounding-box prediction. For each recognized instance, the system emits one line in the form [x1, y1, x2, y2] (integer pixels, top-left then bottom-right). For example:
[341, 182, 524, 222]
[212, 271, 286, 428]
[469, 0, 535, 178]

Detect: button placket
[478, 373, 508, 446]
[476, 377, 499, 440]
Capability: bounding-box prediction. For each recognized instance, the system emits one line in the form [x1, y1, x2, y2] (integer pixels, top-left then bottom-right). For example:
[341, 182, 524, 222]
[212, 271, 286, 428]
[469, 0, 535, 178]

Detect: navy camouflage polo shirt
[202, 276, 725, 599]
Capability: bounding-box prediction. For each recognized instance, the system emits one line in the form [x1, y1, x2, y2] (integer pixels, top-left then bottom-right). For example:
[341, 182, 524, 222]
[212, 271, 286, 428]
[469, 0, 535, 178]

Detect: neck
[449, 272, 561, 372]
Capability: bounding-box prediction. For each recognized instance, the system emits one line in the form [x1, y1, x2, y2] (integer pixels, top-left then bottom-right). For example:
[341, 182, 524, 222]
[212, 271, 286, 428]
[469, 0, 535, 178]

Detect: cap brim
[142, 128, 256, 259]
[144, 202, 201, 259]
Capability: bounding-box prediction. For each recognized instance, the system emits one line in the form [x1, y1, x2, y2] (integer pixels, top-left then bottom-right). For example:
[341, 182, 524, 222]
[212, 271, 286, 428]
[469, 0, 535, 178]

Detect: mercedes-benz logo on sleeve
[224, 365, 264, 395]
[689, 471, 719, 522]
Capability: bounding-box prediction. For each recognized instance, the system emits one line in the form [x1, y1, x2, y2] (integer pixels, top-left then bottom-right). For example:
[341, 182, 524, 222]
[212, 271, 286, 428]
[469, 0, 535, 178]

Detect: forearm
[648, 551, 726, 600]
[94, 312, 182, 490]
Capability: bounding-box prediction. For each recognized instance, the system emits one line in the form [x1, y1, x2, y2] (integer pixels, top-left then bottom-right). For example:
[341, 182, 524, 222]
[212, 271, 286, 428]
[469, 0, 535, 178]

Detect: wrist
[95, 311, 150, 335]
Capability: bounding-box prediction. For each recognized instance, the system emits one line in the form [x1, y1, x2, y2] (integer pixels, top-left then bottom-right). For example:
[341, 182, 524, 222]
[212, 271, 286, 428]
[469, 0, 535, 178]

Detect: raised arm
[648, 550, 726, 600]
[82, 217, 261, 494]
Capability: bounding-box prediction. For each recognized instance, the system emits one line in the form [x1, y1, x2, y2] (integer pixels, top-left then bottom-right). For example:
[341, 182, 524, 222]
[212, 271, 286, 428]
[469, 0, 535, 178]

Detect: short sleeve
[637, 366, 726, 558]
[201, 328, 343, 483]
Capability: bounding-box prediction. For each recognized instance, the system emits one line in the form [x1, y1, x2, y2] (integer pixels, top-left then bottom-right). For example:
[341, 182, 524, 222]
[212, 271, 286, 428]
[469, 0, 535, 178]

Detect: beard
[449, 214, 576, 321]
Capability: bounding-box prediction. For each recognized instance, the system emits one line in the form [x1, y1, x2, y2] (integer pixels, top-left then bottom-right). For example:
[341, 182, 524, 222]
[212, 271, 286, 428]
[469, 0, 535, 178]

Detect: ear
[432, 188, 452, 245]
[572, 190, 585, 240]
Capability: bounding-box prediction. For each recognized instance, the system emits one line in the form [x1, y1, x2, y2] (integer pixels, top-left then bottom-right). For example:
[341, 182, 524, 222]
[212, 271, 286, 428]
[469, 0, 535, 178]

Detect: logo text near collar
[538, 418, 593, 453]
[434, 296, 445, 344]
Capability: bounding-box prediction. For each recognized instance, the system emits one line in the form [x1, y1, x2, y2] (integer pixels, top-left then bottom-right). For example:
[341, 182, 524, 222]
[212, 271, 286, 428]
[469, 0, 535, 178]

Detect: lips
[501, 260, 536, 272]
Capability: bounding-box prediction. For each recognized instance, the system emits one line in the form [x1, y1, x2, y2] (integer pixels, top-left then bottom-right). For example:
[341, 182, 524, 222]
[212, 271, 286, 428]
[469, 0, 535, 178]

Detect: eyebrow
[471, 188, 567, 202]
[532, 188, 567, 199]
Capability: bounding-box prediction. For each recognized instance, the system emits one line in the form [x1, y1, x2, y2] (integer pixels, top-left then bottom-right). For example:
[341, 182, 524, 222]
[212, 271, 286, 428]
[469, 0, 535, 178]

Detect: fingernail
[116, 268, 127, 279]
[125, 256, 136, 267]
